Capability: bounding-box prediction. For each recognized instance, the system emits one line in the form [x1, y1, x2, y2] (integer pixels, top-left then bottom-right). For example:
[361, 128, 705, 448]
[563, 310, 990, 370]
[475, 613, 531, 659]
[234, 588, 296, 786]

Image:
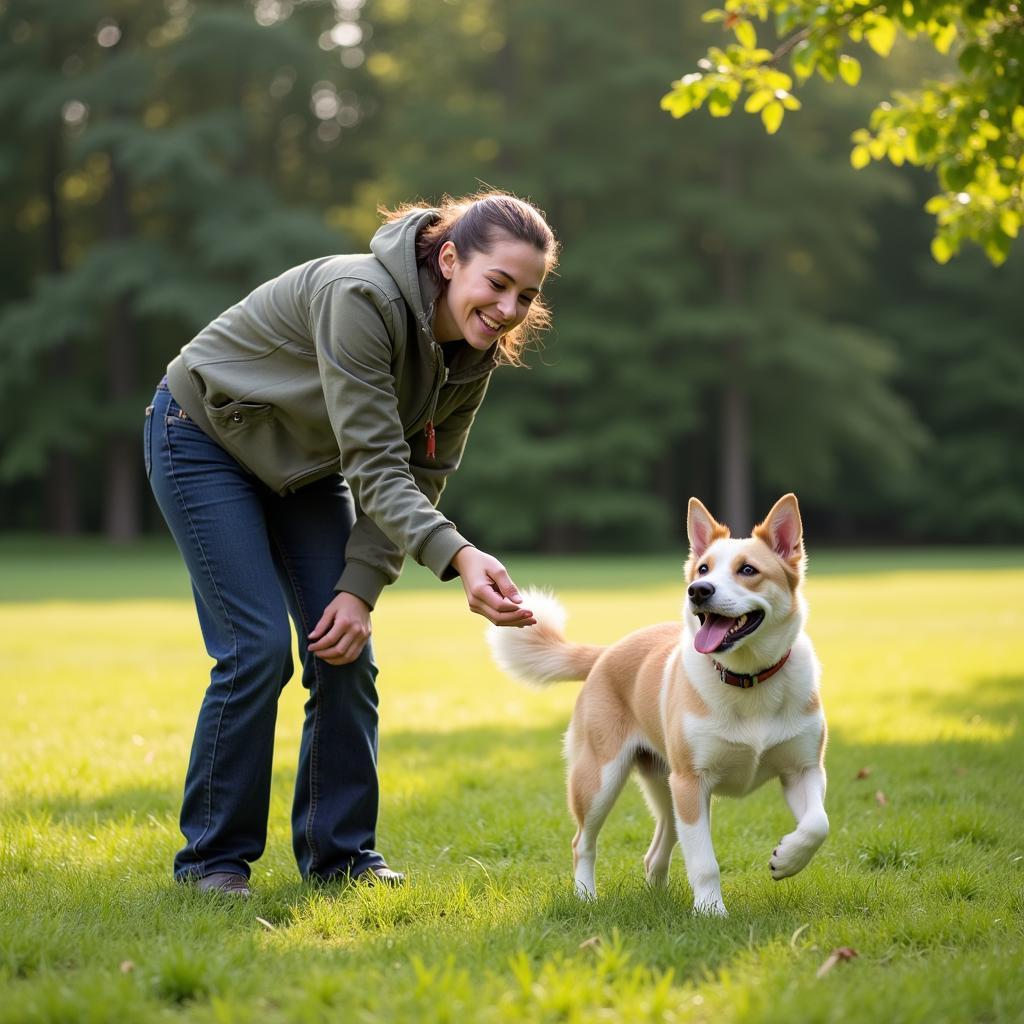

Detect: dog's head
[683, 494, 806, 662]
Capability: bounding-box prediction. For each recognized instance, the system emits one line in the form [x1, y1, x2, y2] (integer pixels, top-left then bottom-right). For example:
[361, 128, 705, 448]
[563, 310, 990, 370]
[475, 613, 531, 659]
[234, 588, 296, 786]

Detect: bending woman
[144, 191, 557, 895]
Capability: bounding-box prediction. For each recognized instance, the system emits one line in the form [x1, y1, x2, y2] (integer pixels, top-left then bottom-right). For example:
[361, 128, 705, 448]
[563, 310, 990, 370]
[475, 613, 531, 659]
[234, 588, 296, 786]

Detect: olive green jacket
[166, 209, 497, 609]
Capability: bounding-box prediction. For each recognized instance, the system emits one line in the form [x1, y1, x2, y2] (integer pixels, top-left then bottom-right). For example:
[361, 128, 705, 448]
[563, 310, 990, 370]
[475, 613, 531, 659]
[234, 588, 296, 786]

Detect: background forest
[1, 0, 1021, 550]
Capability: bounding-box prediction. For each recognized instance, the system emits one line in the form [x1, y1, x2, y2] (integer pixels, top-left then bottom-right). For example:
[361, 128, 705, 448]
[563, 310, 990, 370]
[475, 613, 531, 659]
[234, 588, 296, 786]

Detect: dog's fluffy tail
[487, 589, 605, 686]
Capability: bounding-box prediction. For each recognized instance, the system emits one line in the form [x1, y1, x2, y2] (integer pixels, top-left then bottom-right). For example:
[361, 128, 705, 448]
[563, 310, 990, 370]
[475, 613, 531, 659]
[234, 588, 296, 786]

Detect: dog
[487, 493, 827, 915]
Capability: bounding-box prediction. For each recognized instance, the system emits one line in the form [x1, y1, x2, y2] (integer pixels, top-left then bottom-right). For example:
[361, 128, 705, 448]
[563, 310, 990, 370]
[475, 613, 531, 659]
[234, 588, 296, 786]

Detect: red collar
[710, 649, 791, 689]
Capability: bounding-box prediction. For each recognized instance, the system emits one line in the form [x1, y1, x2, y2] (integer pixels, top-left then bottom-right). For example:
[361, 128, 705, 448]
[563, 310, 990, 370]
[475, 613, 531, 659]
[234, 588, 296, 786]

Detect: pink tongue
[694, 614, 736, 654]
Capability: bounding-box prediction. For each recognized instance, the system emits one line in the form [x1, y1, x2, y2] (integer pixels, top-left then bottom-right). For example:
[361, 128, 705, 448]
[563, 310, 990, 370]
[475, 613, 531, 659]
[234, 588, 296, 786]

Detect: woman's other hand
[308, 592, 373, 664]
[452, 547, 536, 627]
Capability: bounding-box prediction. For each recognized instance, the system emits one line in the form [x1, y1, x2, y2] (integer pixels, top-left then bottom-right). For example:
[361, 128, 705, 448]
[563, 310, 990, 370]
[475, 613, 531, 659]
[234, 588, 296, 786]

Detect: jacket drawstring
[423, 348, 449, 460]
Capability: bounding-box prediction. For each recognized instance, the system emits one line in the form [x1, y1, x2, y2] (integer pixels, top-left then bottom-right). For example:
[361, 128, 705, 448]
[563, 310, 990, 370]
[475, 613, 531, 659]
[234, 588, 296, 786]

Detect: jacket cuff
[420, 526, 473, 581]
[336, 561, 390, 610]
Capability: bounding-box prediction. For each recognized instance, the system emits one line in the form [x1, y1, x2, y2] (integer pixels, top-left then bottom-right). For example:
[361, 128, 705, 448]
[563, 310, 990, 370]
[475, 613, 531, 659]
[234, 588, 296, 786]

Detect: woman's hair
[382, 190, 559, 365]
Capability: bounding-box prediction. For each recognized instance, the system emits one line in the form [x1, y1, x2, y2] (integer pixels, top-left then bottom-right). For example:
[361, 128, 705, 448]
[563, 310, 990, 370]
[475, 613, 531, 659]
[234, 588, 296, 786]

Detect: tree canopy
[1, 0, 1020, 546]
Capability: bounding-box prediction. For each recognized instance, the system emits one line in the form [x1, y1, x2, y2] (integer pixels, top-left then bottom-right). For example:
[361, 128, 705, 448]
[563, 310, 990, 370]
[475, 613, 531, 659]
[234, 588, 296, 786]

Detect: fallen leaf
[817, 946, 858, 978]
[578, 936, 602, 951]
[855, 767, 871, 779]
[119, 960, 135, 974]
[875, 791, 888, 806]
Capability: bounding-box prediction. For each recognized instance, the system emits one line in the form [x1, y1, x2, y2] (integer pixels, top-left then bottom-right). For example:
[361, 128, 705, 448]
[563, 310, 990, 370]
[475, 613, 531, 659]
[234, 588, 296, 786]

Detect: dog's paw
[574, 880, 597, 901]
[692, 895, 728, 917]
[769, 832, 816, 880]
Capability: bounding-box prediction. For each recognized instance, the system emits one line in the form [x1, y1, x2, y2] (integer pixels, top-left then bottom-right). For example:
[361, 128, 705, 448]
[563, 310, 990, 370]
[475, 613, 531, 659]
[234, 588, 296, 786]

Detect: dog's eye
[739, 563, 759, 576]
[698, 563, 709, 575]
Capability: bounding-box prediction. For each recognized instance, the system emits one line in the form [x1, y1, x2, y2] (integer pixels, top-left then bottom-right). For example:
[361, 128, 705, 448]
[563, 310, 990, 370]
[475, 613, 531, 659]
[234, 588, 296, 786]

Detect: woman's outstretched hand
[308, 592, 372, 665]
[452, 547, 536, 627]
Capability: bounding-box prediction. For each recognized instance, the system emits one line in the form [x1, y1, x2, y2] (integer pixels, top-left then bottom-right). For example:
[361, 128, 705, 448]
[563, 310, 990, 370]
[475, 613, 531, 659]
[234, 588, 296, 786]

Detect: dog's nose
[688, 581, 715, 604]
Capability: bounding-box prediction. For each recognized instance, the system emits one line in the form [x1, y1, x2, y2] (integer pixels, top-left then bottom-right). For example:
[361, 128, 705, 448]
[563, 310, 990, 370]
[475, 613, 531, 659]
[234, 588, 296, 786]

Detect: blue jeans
[144, 380, 386, 883]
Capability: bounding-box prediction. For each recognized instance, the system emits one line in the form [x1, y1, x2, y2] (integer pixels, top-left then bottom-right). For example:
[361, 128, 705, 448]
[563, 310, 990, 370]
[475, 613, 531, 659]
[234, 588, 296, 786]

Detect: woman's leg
[145, 383, 292, 881]
[262, 476, 387, 882]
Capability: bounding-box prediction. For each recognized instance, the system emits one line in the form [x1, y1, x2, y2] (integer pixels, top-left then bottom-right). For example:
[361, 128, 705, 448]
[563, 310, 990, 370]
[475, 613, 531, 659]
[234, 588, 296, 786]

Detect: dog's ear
[687, 497, 729, 558]
[754, 493, 804, 567]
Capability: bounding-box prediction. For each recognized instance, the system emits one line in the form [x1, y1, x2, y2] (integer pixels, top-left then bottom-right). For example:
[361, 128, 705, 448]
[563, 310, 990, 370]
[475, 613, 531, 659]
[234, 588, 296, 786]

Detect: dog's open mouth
[693, 610, 765, 654]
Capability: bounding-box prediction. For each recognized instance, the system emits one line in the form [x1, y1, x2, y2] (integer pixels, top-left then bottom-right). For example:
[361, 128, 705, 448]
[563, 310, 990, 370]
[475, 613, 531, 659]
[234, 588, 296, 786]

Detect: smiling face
[684, 495, 805, 658]
[432, 234, 548, 350]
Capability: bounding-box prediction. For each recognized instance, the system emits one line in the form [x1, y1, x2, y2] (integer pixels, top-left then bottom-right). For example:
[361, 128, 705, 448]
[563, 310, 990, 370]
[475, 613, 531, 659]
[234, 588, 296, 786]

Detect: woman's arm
[310, 278, 472, 598]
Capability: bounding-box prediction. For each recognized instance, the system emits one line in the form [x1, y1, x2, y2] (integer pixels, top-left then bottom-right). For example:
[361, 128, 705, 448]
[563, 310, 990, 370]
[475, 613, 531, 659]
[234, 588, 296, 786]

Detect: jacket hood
[369, 207, 499, 379]
[369, 208, 440, 336]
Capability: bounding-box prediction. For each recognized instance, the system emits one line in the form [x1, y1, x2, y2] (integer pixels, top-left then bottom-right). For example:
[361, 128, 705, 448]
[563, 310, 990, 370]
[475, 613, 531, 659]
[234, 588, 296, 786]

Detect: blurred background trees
[1, 0, 1020, 548]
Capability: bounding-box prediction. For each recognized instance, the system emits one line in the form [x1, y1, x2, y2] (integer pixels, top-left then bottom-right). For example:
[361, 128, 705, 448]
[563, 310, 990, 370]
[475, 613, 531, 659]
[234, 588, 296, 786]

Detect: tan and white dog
[488, 494, 827, 915]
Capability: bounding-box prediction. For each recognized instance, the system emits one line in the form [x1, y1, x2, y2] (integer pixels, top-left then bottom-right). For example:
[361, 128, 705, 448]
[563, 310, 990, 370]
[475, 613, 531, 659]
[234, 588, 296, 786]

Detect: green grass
[2, 536, 1024, 601]
[2, 544, 1023, 1022]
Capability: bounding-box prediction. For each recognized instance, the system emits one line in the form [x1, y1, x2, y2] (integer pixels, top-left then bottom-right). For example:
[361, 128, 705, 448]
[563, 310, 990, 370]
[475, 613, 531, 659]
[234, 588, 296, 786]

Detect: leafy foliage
[662, 1, 1024, 264]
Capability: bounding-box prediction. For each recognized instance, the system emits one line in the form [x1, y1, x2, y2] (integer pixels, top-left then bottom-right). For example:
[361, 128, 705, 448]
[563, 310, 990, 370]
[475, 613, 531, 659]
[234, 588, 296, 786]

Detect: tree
[0, 0, 361, 537]
[662, 1, 1024, 265]
[371, 0, 925, 539]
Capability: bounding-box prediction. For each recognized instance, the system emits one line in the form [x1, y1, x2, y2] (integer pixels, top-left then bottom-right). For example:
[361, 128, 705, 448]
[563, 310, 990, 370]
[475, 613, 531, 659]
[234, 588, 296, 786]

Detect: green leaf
[931, 21, 957, 54]
[708, 90, 734, 117]
[791, 41, 815, 81]
[984, 233, 1010, 265]
[999, 210, 1021, 239]
[761, 101, 783, 134]
[660, 90, 694, 118]
[930, 235, 953, 264]
[839, 55, 861, 86]
[736, 21, 757, 49]
[744, 89, 771, 114]
[958, 44, 982, 74]
[917, 125, 939, 156]
[865, 17, 897, 58]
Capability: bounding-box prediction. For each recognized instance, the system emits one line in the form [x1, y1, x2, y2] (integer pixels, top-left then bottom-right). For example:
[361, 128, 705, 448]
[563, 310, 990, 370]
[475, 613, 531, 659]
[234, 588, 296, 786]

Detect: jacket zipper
[422, 345, 448, 460]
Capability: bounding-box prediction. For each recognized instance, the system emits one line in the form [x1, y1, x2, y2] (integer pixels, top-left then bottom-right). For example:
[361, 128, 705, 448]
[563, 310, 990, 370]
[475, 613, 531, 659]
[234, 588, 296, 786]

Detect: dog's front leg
[770, 766, 829, 880]
[670, 771, 726, 916]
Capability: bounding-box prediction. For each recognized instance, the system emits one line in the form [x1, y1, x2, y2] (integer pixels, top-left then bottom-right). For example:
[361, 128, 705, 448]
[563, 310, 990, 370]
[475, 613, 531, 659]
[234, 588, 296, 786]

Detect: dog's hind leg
[634, 754, 676, 887]
[568, 743, 633, 900]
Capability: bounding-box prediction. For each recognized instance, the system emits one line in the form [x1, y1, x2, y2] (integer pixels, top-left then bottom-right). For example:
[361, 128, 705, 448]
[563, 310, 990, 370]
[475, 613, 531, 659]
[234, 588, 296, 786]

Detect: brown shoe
[196, 871, 251, 896]
[355, 865, 406, 887]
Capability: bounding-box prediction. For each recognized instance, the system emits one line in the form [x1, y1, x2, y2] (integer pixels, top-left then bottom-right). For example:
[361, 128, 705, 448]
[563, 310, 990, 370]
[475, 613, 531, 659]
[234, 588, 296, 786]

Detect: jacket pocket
[204, 401, 287, 487]
[204, 399, 273, 428]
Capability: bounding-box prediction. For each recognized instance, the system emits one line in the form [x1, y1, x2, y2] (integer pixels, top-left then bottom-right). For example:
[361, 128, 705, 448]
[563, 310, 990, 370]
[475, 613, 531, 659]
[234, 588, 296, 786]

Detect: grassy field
[1, 542, 1022, 1022]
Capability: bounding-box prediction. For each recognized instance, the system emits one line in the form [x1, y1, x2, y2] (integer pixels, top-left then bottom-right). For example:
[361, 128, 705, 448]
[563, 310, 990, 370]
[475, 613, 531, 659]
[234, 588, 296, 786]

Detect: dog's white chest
[686, 712, 806, 796]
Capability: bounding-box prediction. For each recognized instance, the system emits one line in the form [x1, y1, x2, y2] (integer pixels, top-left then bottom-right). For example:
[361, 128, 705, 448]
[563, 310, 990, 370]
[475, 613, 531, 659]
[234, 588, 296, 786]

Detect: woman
[144, 191, 558, 895]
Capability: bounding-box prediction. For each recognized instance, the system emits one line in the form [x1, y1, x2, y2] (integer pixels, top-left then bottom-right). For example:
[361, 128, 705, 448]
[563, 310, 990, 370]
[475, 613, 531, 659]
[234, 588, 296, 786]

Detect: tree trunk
[718, 147, 752, 533]
[43, 120, 81, 534]
[103, 156, 141, 542]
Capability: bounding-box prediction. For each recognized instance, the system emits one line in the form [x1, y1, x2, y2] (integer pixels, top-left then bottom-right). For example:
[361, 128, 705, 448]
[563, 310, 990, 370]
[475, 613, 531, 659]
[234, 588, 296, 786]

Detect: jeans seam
[163, 397, 241, 876]
[270, 534, 323, 876]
